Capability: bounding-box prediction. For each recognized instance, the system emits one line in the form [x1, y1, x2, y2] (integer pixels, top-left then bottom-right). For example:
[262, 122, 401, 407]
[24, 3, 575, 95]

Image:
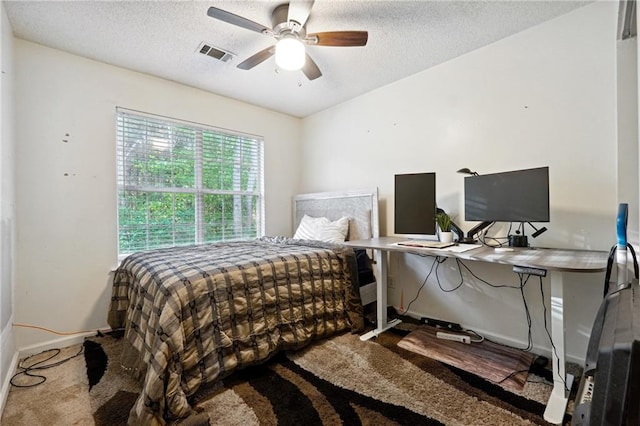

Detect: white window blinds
[116, 108, 264, 255]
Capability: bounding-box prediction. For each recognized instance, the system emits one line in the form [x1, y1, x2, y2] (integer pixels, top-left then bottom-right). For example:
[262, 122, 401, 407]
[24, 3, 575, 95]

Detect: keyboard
[395, 240, 455, 249]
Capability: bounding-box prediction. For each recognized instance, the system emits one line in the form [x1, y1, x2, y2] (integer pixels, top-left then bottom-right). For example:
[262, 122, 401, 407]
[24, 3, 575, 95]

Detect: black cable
[456, 259, 521, 289]
[399, 255, 439, 315]
[463, 328, 485, 343]
[480, 274, 534, 353]
[518, 273, 534, 351]
[478, 222, 496, 246]
[430, 257, 529, 347]
[410, 252, 534, 353]
[481, 236, 508, 248]
[538, 276, 569, 393]
[497, 367, 530, 384]
[10, 345, 84, 388]
[452, 257, 538, 352]
[479, 222, 510, 248]
[468, 264, 532, 351]
[435, 257, 464, 292]
[429, 254, 568, 386]
[423, 254, 535, 352]
[465, 328, 484, 340]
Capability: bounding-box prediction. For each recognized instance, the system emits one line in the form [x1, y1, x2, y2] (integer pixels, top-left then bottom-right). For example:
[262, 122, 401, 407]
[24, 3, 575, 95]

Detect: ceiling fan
[207, 1, 368, 81]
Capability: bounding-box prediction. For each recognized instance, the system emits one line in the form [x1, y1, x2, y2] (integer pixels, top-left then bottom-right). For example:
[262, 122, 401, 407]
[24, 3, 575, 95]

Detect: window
[116, 108, 264, 255]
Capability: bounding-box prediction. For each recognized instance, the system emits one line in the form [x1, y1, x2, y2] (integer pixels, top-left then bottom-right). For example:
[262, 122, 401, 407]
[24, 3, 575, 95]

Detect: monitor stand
[456, 221, 493, 244]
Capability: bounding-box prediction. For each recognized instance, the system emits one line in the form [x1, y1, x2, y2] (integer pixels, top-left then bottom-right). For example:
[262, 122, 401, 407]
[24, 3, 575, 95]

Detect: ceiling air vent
[197, 42, 235, 62]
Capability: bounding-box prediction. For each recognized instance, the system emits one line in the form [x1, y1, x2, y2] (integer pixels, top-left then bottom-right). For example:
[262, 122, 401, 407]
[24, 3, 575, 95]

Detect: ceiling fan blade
[307, 31, 368, 47]
[301, 54, 322, 80]
[207, 6, 270, 34]
[237, 46, 276, 70]
[287, 0, 315, 27]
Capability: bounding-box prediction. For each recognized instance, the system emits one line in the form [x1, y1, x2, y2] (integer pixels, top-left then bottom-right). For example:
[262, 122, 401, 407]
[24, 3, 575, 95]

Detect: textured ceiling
[5, 1, 590, 118]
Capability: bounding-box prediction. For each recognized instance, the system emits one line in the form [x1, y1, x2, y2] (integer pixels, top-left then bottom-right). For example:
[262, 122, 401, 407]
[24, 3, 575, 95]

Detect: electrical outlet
[387, 276, 395, 289]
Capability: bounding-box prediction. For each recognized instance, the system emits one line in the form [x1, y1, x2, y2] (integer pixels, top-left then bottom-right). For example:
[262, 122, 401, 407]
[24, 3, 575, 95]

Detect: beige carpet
[2, 327, 572, 425]
[2, 344, 95, 425]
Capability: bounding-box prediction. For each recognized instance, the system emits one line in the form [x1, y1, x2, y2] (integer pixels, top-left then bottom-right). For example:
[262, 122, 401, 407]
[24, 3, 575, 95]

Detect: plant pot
[440, 231, 453, 243]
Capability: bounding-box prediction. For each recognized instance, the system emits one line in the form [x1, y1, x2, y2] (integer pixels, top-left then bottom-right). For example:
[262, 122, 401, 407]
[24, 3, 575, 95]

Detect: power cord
[13, 323, 113, 336]
[456, 259, 521, 289]
[518, 273, 534, 352]
[478, 222, 510, 248]
[460, 260, 535, 351]
[404, 253, 537, 355]
[398, 254, 440, 315]
[10, 345, 84, 388]
[494, 274, 569, 390]
[435, 257, 464, 292]
[410, 257, 560, 388]
[497, 368, 530, 384]
[463, 328, 485, 343]
[474, 273, 534, 353]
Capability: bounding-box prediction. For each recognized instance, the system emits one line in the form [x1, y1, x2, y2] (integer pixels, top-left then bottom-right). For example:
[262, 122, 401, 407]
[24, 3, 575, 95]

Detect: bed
[107, 189, 379, 425]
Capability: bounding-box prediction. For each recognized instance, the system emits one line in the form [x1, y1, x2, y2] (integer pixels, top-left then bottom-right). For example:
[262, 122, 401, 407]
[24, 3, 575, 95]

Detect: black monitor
[394, 172, 437, 236]
[464, 167, 550, 223]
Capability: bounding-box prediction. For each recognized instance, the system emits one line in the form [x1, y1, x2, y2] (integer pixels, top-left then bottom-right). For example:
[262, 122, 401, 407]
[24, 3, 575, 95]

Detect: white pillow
[294, 215, 350, 244]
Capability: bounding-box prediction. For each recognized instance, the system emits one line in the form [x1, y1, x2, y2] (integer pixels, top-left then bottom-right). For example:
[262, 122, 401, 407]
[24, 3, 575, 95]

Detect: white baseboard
[17, 331, 101, 358]
[1, 326, 111, 419]
[0, 318, 17, 419]
[0, 351, 18, 417]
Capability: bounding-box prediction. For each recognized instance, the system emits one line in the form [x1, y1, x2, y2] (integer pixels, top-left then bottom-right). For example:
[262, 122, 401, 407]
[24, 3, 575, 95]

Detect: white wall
[617, 37, 638, 246]
[301, 2, 619, 362]
[13, 41, 302, 349]
[0, 2, 16, 413]
[7, 0, 630, 365]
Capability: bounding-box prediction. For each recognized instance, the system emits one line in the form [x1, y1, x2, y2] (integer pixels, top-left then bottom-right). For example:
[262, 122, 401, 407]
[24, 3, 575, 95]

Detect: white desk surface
[345, 236, 608, 273]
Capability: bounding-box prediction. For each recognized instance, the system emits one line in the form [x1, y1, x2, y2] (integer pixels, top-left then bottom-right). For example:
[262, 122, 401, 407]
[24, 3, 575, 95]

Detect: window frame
[115, 107, 265, 256]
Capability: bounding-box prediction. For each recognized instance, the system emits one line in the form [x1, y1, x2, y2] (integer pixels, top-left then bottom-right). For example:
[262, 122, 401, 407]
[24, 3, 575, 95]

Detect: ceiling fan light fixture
[275, 37, 305, 71]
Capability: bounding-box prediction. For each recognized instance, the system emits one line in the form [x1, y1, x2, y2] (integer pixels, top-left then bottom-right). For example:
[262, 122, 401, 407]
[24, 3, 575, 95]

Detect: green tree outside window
[116, 109, 264, 255]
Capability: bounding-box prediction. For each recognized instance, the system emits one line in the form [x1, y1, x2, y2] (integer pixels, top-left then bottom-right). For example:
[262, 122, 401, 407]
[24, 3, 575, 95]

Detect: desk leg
[543, 271, 574, 424]
[360, 249, 401, 341]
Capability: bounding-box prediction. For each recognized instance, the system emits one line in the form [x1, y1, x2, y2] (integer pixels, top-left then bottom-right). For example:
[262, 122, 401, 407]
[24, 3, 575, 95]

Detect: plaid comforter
[107, 237, 364, 425]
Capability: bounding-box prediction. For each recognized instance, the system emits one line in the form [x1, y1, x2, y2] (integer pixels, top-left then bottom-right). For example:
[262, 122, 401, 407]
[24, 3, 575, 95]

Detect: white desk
[344, 236, 608, 425]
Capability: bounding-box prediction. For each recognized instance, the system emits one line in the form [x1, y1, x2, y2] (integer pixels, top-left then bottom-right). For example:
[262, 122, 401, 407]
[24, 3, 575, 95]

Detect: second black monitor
[464, 166, 550, 223]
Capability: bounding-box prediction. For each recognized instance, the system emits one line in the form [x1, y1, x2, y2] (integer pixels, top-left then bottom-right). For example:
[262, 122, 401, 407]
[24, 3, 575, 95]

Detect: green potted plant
[436, 212, 454, 243]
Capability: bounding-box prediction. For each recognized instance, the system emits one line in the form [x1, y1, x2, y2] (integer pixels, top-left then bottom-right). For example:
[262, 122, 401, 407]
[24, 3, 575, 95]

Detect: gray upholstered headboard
[293, 189, 379, 241]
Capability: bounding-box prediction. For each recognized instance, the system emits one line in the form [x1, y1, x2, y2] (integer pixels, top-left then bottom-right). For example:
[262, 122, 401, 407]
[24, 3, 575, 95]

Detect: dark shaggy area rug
[84, 327, 577, 425]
